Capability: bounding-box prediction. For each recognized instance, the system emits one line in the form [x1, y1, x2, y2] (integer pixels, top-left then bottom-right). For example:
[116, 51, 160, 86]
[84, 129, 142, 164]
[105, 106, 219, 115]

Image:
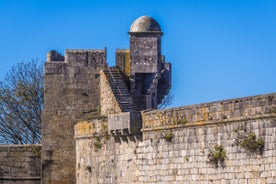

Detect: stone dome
[130, 16, 161, 32]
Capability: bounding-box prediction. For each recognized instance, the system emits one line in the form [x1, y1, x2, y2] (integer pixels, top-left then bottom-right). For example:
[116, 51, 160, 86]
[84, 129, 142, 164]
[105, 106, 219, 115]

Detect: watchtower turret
[128, 16, 171, 109]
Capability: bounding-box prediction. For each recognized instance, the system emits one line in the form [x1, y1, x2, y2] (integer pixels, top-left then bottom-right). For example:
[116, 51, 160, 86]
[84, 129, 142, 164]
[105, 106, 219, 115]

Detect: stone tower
[128, 16, 171, 110]
[42, 50, 107, 184]
[42, 16, 171, 183]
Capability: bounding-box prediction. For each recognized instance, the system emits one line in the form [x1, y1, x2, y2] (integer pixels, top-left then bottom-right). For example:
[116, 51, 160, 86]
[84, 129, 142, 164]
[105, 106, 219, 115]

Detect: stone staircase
[103, 67, 137, 112]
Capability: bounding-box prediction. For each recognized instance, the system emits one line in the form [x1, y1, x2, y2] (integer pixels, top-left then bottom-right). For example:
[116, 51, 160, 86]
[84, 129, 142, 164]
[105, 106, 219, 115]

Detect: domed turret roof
[129, 16, 161, 33]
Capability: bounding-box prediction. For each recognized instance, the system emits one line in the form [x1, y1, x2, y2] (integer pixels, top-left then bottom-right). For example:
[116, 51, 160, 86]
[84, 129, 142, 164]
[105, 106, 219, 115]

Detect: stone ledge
[0, 144, 41, 148]
[108, 111, 142, 136]
[0, 177, 41, 180]
[142, 93, 276, 130]
[142, 113, 276, 132]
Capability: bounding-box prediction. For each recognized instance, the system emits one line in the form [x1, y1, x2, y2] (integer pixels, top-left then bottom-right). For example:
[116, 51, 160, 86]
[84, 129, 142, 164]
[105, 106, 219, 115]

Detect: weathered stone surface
[116, 49, 130, 77]
[100, 70, 122, 115]
[75, 93, 276, 184]
[0, 145, 41, 184]
[42, 49, 107, 184]
[129, 16, 161, 33]
[128, 18, 171, 109]
[108, 111, 142, 135]
[142, 93, 276, 131]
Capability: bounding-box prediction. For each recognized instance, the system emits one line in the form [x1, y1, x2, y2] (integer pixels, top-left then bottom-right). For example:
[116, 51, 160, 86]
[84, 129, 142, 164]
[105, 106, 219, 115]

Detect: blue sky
[0, 0, 275, 107]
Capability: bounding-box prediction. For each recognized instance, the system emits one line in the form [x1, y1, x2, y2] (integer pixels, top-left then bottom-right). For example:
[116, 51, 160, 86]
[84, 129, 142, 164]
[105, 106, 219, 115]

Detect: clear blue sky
[0, 0, 275, 107]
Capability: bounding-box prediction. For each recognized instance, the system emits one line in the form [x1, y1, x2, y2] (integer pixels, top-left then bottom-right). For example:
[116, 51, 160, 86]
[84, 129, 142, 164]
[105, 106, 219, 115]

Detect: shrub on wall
[164, 131, 173, 142]
[94, 136, 103, 151]
[177, 118, 188, 125]
[208, 145, 226, 168]
[240, 132, 264, 154]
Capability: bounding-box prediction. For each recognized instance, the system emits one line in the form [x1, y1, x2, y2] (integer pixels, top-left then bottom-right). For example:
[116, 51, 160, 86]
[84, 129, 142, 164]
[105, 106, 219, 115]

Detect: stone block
[108, 111, 142, 135]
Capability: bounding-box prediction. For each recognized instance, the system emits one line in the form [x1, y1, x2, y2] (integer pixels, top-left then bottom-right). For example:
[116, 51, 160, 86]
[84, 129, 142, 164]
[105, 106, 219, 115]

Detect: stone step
[111, 85, 128, 89]
[103, 67, 137, 112]
[113, 91, 130, 94]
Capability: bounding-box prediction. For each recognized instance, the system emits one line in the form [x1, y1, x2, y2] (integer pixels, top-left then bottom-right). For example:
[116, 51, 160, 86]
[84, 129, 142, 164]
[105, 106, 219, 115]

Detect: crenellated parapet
[47, 50, 65, 62]
[45, 49, 106, 75]
[65, 49, 106, 67]
[0, 145, 41, 183]
[116, 49, 130, 78]
[142, 93, 276, 132]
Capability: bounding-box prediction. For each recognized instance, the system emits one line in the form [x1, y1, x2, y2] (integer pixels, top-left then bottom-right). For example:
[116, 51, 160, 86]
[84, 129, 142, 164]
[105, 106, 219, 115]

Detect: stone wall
[42, 49, 107, 184]
[0, 145, 41, 184]
[115, 49, 130, 77]
[75, 120, 109, 184]
[130, 36, 161, 73]
[75, 93, 276, 184]
[142, 93, 276, 131]
[100, 71, 122, 116]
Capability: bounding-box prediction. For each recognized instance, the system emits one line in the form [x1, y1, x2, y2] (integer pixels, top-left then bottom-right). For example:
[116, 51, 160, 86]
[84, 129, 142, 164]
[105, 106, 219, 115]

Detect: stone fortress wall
[75, 93, 276, 184]
[1, 15, 275, 184]
[0, 145, 41, 184]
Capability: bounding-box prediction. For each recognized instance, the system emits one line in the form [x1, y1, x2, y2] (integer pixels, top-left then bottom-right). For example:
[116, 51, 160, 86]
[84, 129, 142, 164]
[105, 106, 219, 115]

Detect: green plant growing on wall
[31, 146, 41, 158]
[240, 132, 264, 154]
[94, 136, 103, 151]
[97, 115, 107, 121]
[96, 106, 108, 120]
[164, 131, 173, 142]
[97, 106, 101, 114]
[207, 145, 226, 168]
[85, 107, 107, 121]
[175, 118, 188, 125]
[185, 156, 189, 162]
[85, 111, 99, 121]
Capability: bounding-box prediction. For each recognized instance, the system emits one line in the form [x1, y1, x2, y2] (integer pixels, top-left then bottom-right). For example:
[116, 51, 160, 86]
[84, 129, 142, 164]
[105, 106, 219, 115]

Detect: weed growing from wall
[208, 145, 226, 168]
[31, 146, 41, 158]
[174, 118, 188, 125]
[163, 131, 173, 142]
[85, 107, 107, 121]
[240, 132, 264, 154]
[185, 156, 189, 162]
[94, 136, 103, 151]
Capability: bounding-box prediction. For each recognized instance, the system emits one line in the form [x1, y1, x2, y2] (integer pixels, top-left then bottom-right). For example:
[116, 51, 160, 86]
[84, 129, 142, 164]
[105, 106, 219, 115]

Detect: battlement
[47, 50, 65, 62]
[0, 145, 41, 183]
[142, 93, 276, 131]
[46, 49, 106, 63]
[73, 92, 276, 138]
[65, 49, 106, 66]
[44, 49, 107, 76]
[116, 49, 130, 77]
